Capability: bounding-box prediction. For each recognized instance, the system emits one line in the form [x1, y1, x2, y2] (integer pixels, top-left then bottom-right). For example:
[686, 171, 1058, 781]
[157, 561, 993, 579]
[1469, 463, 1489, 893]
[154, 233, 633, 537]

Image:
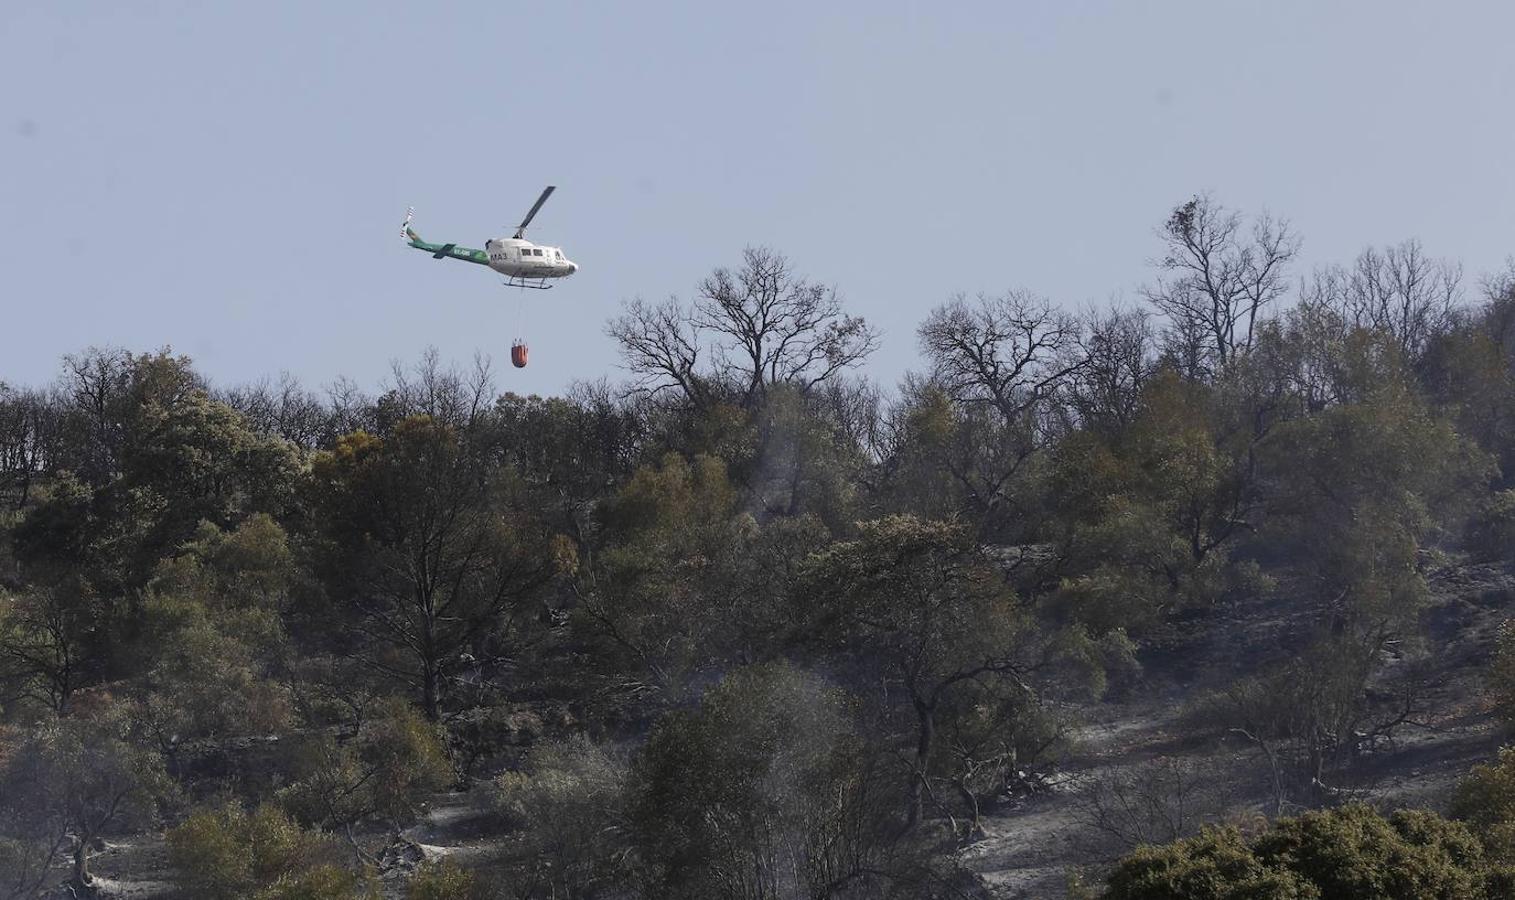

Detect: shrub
[280, 699, 452, 830]
[1452, 746, 1515, 863]
[1101, 803, 1507, 899]
[491, 735, 629, 897]
[1469, 490, 1515, 561]
[406, 859, 490, 900]
[1487, 624, 1515, 723]
[166, 802, 351, 900]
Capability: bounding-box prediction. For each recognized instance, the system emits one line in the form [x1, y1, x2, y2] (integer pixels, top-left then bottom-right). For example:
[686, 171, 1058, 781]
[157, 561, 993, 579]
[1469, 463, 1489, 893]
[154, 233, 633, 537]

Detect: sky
[3, 1, 1513, 397]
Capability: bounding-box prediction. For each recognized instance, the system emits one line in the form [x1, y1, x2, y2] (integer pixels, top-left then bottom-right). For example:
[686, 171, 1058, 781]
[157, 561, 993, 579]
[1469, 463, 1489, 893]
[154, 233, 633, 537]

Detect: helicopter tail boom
[400, 208, 489, 266]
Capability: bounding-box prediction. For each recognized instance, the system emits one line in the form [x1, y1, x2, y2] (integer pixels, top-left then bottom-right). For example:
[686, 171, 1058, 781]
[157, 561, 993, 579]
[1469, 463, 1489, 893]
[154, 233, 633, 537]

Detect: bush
[1487, 625, 1515, 724]
[166, 803, 353, 900]
[406, 859, 490, 900]
[1101, 803, 1508, 899]
[1102, 826, 1312, 899]
[628, 662, 966, 899]
[280, 699, 452, 829]
[1469, 490, 1515, 561]
[490, 735, 629, 897]
[1452, 746, 1515, 863]
[257, 866, 372, 900]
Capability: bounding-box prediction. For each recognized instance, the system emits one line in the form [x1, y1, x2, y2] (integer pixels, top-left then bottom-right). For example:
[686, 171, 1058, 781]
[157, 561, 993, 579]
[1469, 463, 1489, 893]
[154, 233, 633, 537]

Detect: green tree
[1048, 372, 1264, 634]
[280, 699, 452, 842]
[131, 516, 299, 753]
[491, 735, 630, 898]
[311, 417, 553, 719]
[16, 351, 297, 596]
[0, 700, 173, 891]
[0, 579, 99, 715]
[802, 516, 1071, 831]
[1250, 339, 1490, 787]
[628, 663, 951, 899]
[1452, 746, 1515, 864]
[581, 453, 827, 698]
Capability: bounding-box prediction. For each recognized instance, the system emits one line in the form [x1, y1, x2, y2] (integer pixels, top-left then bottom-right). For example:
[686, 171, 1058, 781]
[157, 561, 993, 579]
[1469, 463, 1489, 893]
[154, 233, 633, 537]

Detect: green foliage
[1103, 804, 1506, 899]
[1469, 490, 1515, 562]
[583, 452, 827, 696]
[0, 699, 174, 887]
[4, 229, 1515, 899]
[877, 382, 1047, 539]
[310, 416, 551, 718]
[0, 580, 101, 716]
[1487, 623, 1515, 725]
[280, 698, 451, 830]
[598, 451, 736, 536]
[128, 516, 301, 743]
[165, 802, 352, 900]
[803, 515, 1080, 832]
[150, 513, 300, 612]
[1263, 345, 1490, 626]
[743, 384, 871, 529]
[1103, 825, 1314, 899]
[491, 735, 629, 895]
[139, 604, 292, 741]
[15, 353, 298, 595]
[1048, 372, 1261, 634]
[628, 662, 941, 899]
[256, 865, 374, 900]
[1452, 746, 1515, 863]
[405, 859, 489, 900]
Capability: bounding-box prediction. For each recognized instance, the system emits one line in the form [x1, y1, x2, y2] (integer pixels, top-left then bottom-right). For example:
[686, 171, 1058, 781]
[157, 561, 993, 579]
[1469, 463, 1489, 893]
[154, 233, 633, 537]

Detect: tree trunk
[906, 698, 935, 831]
[422, 659, 440, 721]
[72, 832, 93, 890]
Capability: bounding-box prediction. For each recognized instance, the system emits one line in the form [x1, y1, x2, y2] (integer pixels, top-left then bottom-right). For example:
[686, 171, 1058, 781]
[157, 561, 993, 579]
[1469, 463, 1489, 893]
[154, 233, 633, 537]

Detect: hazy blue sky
[4, 1, 1512, 396]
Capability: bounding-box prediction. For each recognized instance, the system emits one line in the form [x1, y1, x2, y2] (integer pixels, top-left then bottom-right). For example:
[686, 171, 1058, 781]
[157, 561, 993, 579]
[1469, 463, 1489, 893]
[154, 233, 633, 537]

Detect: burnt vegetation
[2, 195, 1515, 898]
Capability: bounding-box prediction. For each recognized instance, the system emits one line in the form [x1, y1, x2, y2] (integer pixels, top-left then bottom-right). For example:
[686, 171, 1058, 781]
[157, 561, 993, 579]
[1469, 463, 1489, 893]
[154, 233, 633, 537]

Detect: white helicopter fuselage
[485, 237, 578, 280]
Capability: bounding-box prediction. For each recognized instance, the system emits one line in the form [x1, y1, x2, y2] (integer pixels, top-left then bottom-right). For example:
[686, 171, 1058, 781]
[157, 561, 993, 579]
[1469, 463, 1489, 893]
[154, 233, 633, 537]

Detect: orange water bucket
[510, 340, 529, 368]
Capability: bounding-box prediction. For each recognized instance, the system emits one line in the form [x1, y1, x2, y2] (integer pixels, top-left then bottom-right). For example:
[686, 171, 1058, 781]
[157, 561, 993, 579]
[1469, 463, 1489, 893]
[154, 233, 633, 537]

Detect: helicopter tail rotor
[401, 207, 418, 243]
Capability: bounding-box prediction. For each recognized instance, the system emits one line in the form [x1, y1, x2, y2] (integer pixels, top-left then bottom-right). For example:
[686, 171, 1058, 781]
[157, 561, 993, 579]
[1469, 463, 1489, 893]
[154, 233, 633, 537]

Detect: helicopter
[401, 186, 578, 290]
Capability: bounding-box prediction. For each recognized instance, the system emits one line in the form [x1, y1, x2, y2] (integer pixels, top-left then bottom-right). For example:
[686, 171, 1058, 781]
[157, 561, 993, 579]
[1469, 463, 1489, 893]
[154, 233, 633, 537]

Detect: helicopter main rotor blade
[513, 185, 556, 238]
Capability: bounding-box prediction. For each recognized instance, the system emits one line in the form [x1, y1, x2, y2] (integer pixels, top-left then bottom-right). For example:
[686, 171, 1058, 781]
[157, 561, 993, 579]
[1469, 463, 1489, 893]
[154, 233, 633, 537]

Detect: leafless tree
[919, 290, 1086, 431]
[324, 375, 375, 438]
[219, 372, 337, 450]
[608, 248, 878, 410]
[606, 296, 708, 406]
[1142, 195, 1299, 376]
[53, 346, 136, 484]
[890, 295, 1087, 535]
[1301, 239, 1462, 359]
[0, 385, 57, 508]
[1480, 261, 1515, 362]
[1061, 305, 1156, 434]
[696, 247, 879, 406]
[378, 347, 497, 432]
[1069, 757, 1238, 858]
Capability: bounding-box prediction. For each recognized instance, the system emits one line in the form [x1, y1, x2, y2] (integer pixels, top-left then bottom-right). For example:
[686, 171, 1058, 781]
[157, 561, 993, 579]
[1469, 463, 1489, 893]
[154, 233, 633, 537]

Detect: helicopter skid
[501, 277, 553, 290]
